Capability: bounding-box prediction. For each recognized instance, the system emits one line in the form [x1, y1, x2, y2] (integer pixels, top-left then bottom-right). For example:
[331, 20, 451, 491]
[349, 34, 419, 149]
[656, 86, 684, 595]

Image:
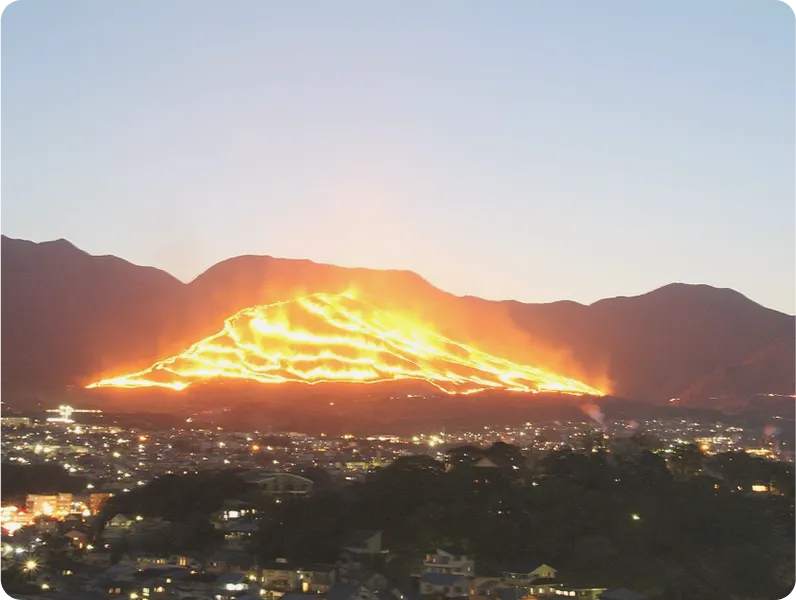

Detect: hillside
[1, 235, 793, 406]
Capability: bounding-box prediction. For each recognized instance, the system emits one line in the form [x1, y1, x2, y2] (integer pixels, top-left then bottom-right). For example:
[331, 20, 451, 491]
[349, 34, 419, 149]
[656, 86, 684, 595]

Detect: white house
[419, 573, 470, 598]
[422, 549, 475, 576]
[241, 471, 314, 498]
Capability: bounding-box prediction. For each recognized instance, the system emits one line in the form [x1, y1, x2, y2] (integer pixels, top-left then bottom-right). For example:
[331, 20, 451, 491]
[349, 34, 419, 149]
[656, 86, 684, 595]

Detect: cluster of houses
[3, 469, 647, 600]
[102, 471, 317, 552]
[18, 528, 644, 600]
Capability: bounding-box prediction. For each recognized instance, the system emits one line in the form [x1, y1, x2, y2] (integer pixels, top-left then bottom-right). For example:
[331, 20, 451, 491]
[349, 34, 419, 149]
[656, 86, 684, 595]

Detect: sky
[2, 0, 794, 313]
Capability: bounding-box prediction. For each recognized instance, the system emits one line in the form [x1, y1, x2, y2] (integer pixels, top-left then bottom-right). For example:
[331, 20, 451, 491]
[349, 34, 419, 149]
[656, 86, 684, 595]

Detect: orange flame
[86, 292, 603, 396]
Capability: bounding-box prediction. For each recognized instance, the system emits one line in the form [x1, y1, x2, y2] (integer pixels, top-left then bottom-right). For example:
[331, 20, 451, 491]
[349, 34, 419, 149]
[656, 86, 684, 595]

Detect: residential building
[556, 587, 608, 600]
[223, 520, 259, 549]
[102, 513, 134, 540]
[422, 548, 475, 576]
[26, 493, 73, 516]
[262, 558, 300, 592]
[89, 492, 113, 515]
[343, 530, 384, 556]
[419, 573, 470, 598]
[241, 471, 314, 498]
[297, 564, 337, 593]
[501, 562, 558, 587]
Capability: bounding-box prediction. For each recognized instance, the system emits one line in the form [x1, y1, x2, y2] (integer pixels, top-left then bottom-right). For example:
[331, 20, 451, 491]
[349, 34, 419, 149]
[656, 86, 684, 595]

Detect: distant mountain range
[2, 235, 793, 408]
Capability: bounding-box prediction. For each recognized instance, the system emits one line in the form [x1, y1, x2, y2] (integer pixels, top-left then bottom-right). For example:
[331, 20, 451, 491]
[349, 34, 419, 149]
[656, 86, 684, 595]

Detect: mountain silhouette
[2, 235, 793, 406]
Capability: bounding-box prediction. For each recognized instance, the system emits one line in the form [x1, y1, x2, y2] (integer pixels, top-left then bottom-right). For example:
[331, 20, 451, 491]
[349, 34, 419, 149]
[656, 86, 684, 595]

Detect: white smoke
[581, 402, 605, 430]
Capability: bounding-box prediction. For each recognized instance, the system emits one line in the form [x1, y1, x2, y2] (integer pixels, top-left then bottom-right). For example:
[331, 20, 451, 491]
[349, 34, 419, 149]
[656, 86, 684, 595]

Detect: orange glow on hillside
[86, 292, 603, 396]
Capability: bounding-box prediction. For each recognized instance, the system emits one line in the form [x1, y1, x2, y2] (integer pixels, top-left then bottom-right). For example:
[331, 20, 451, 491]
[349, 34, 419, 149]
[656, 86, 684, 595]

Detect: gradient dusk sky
[2, 0, 794, 313]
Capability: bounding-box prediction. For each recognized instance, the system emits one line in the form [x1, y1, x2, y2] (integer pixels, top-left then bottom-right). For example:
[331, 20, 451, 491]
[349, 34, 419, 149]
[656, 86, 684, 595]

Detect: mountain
[1, 237, 187, 391]
[1, 235, 793, 407]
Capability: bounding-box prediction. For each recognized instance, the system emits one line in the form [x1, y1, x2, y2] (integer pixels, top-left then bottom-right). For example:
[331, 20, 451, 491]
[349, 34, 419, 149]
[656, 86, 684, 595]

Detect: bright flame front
[87, 292, 603, 396]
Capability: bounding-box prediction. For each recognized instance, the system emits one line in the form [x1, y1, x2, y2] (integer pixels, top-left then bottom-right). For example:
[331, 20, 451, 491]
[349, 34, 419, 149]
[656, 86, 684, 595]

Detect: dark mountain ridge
[2, 235, 793, 408]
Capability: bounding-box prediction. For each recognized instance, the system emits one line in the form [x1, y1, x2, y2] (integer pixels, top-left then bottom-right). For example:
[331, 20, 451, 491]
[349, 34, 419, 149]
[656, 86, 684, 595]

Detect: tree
[668, 444, 704, 477]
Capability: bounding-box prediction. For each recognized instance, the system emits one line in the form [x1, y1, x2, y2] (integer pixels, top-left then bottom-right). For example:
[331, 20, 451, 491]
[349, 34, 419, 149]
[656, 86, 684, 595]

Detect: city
[1, 403, 792, 599]
[2, 1, 793, 599]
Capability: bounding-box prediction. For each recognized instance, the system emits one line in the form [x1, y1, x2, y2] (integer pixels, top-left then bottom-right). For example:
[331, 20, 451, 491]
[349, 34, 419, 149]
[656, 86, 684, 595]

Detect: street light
[24, 559, 37, 571]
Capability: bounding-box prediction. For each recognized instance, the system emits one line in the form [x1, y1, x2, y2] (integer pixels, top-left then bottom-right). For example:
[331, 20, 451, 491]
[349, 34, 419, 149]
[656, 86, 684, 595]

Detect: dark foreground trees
[87, 448, 794, 600]
[252, 450, 794, 600]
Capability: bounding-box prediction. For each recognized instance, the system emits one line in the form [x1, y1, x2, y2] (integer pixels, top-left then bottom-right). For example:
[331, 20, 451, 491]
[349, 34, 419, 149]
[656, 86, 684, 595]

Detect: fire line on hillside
[86, 292, 603, 396]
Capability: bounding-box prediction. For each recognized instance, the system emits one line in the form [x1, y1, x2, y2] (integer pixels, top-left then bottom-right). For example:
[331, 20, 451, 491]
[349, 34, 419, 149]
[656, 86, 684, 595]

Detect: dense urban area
[1, 403, 793, 600]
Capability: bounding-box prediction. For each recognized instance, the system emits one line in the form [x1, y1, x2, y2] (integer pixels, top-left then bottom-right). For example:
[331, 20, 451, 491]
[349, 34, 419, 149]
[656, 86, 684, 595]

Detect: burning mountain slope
[3, 236, 793, 406]
[87, 292, 604, 396]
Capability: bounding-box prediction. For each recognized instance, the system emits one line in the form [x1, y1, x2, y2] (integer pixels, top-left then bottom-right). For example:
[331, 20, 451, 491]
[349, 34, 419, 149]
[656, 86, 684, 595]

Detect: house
[102, 513, 134, 540]
[297, 564, 337, 593]
[65, 529, 89, 548]
[33, 517, 59, 534]
[174, 572, 218, 598]
[501, 562, 557, 587]
[241, 471, 314, 498]
[261, 558, 300, 591]
[343, 530, 384, 555]
[421, 548, 474, 576]
[131, 516, 171, 538]
[223, 520, 259, 549]
[598, 590, 648, 600]
[211, 500, 258, 530]
[339, 530, 388, 582]
[136, 555, 171, 569]
[526, 578, 563, 597]
[555, 586, 608, 600]
[63, 513, 85, 529]
[203, 554, 230, 574]
[215, 572, 252, 598]
[470, 577, 502, 599]
[135, 569, 175, 599]
[419, 573, 470, 598]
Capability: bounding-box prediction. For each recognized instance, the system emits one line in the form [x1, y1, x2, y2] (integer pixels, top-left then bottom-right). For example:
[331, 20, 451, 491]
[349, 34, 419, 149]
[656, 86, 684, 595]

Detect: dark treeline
[0, 463, 88, 502]
[9, 442, 794, 600]
[250, 446, 793, 600]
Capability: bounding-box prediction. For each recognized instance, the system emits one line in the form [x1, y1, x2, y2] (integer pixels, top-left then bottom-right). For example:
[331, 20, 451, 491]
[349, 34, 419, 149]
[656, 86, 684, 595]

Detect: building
[501, 562, 558, 587]
[102, 513, 135, 540]
[26, 493, 73, 517]
[223, 521, 259, 549]
[212, 499, 259, 528]
[343, 530, 384, 556]
[0, 505, 35, 533]
[419, 573, 470, 598]
[556, 587, 608, 600]
[89, 492, 113, 515]
[421, 548, 475, 576]
[297, 564, 337, 593]
[339, 530, 387, 581]
[65, 529, 89, 548]
[241, 471, 314, 498]
[262, 558, 301, 592]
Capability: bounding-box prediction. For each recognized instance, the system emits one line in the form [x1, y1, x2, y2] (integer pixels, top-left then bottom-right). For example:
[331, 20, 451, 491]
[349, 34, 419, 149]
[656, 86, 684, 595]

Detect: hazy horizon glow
[2, 1, 794, 313]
